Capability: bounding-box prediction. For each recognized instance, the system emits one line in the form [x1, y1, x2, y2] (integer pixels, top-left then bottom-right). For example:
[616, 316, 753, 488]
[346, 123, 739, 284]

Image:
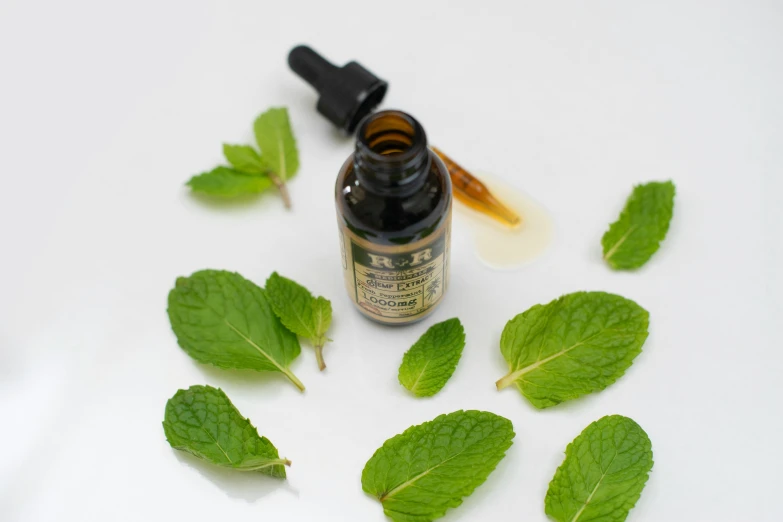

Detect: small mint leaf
[602, 180, 676, 270]
[398, 318, 465, 397]
[222, 144, 266, 174]
[163, 385, 291, 478]
[253, 107, 299, 180]
[265, 272, 332, 370]
[186, 166, 273, 197]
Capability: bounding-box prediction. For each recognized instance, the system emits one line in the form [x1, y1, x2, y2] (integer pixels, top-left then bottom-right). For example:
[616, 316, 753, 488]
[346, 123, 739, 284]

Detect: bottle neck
[353, 110, 431, 197]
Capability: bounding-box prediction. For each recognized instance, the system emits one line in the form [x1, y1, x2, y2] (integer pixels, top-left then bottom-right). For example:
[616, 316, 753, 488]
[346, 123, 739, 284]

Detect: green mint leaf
[362, 410, 514, 522]
[398, 318, 465, 397]
[496, 291, 648, 408]
[265, 272, 332, 371]
[253, 107, 299, 180]
[167, 270, 305, 391]
[602, 181, 676, 270]
[163, 385, 290, 478]
[545, 415, 653, 522]
[222, 144, 266, 174]
[186, 166, 273, 197]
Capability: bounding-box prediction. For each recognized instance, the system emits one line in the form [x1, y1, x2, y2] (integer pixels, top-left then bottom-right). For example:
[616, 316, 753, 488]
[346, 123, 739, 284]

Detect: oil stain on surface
[454, 172, 554, 270]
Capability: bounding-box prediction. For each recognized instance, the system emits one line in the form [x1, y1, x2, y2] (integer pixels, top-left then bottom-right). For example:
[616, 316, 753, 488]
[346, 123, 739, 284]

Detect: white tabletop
[1, 1, 781, 521]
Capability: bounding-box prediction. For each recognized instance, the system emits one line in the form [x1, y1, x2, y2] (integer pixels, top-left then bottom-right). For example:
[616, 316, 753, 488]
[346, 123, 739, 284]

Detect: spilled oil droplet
[454, 172, 554, 269]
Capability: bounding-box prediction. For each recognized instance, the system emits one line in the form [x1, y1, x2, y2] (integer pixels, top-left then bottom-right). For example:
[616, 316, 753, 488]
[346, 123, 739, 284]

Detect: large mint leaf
[602, 181, 676, 270]
[253, 107, 299, 180]
[545, 415, 653, 522]
[362, 410, 514, 522]
[186, 166, 273, 197]
[163, 385, 290, 478]
[496, 292, 648, 408]
[398, 318, 465, 397]
[167, 270, 305, 391]
[265, 272, 333, 371]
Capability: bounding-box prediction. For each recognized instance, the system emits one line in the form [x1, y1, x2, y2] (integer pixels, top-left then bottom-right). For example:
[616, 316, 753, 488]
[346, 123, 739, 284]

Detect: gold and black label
[339, 223, 450, 324]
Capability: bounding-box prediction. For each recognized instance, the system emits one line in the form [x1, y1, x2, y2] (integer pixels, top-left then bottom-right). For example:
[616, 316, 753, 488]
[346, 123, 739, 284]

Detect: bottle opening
[358, 111, 425, 158]
[354, 110, 431, 195]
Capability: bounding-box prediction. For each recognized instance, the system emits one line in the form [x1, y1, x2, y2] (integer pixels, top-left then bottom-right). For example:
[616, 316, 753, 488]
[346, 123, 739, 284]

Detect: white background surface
[1, 1, 781, 520]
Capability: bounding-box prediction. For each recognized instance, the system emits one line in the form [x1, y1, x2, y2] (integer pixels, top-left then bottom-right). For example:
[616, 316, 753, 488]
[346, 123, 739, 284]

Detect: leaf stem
[495, 373, 517, 390]
[237, 458, 292, 471]
[314, 342, 326, 371]
[284, 370, 306, 392]
[267, 171, 291, 209]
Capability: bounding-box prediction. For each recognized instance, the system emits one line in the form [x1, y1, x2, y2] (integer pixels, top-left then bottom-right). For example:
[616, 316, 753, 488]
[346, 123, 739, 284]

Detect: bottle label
[339, 222, 450, 324]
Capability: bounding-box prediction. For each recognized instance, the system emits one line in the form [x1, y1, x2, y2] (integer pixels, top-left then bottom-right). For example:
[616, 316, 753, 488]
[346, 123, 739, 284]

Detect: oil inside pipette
[433, 147, 521, 228]
[433, 148, 553, 269]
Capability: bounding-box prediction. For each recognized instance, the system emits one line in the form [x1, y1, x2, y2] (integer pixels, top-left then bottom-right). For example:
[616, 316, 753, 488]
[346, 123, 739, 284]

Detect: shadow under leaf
[186, 190, 278, 212]
[173, 450, 299, 502]
[194, 363, 298, 398]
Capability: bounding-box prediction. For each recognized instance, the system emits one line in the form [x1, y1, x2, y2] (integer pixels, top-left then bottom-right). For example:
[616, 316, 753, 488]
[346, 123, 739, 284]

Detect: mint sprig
[186, 107, 299, 208]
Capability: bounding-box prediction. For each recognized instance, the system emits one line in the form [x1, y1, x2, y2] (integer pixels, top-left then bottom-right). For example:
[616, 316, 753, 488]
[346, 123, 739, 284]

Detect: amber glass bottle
[335, 110, 452, 325]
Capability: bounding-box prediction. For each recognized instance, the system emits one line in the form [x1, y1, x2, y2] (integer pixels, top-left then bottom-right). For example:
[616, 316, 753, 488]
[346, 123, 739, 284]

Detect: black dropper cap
[288, 45, 388, 134]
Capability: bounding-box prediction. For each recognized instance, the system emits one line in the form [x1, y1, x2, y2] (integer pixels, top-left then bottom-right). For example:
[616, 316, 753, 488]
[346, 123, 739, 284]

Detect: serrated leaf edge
[369, 410, 515, 504]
